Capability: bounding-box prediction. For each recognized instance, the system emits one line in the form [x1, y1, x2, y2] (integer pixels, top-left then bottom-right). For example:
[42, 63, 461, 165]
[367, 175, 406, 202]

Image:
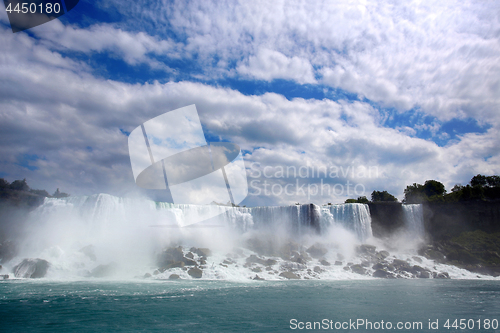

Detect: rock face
[13, 258, 50, 278]
[279, 271, 300, 279]
[188, 267, 203, 278]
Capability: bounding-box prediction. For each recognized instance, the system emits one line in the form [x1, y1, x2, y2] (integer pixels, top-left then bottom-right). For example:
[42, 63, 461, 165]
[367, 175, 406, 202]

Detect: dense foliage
[0, 178, 69, 198]
[345, 174, 500, 204]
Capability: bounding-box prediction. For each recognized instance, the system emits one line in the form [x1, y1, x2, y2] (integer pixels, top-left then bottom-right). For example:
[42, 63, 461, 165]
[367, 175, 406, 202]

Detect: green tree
[371, 190, 397, 202]
[0, 178, 9, 189]
[9, 178, 30, 192]
[356, 196, 370, 203]
[422, 180, 446, 198]
[52, 188, 70, 198]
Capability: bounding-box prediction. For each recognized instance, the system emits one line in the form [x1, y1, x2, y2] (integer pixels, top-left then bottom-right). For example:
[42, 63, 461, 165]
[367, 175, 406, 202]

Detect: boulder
[185, 252, 194, 259]
[412, 256, 423, 264]
[320, 259, 331, 266]
[435, 272, 450, 279]
[372, 263, 386, 270]
[291, 252, 311, 264]
[357, 244, 376, 255]
[190, 247, 211, 258]
[350, 264, 367, 275]
[13, 258, 50, 278]
[313, 266, 324, 273]
[392, 259, 410, 269]
[279, 271, 300, 279]
[182, 258, 197, 266]
[143, 273, 152, 278]
[361, 260, 371, 267]
[253, 274, 265, 281]
[188, 267, 203, 278]
[418, 271, 430, 278]
[334, 261, 342, 266]
[372, 269, 394, 278]
[1, 274, 9, 279]
[306, 244, 328, 258]
[168, 274, 181, 280]
[376, 250, 390, 260]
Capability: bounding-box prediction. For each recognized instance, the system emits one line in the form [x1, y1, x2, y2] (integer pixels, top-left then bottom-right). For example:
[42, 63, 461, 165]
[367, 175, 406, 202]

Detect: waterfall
[402, 204, 424, 238]
[321, 204, 373, 241]
[32, 194, 373, 241]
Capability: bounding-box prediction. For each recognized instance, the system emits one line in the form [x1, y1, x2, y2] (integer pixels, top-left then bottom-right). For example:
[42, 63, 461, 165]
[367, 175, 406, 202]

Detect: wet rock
[334, 261, 342, 266]
[192, 248, 211, 258]
[357, 244, 376, 255]
[89, 262, 117, 278]
[418, 271, 430, 278]
[168, 274, 181, 280]
[0, 274, 9, 279]
[167, 261, 185, 269]
[392, 259, 410, 269]
[182, 258, 197, 266]
[320, 259, 331, 266]
[372, 269, 394, 279]
[361, 260, 371, 267]
[343, 266, 350, 271]
[280, 262, 307, 271]
[199, 259, 207, 265]
[372, 263, 386, 270]
[13, 258, 50, 278]
[435, 272, 450, 279]
[291, 252, 311, 264]
[376, 250, 390, 260]
[143, 273, 152, 278]
[253, 274, 265, 281]
[265, 259, 277, 266]
[350, 264, 367, 275]
[412, 256, 423, 264]
[306, 244, 328, 258]
[279, 271, 300, 279]
[185, 252, 194, 259]
[153, 270, 160, 275]
[251, 267, 262, 273]
[313, 266, 324, 273]
[188, 267, 203, 278]
[418, 246, 446, 263]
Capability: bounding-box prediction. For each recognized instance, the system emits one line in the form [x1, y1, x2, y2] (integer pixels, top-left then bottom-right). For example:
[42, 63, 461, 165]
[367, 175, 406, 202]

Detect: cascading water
[402, 204, 425, 239]
[2, 195, 481, 280]
[320, 204, 373, 241]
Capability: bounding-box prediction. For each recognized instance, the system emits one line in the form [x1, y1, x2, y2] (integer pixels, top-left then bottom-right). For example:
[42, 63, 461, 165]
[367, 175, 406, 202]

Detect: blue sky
[0, 0, 499, 206]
